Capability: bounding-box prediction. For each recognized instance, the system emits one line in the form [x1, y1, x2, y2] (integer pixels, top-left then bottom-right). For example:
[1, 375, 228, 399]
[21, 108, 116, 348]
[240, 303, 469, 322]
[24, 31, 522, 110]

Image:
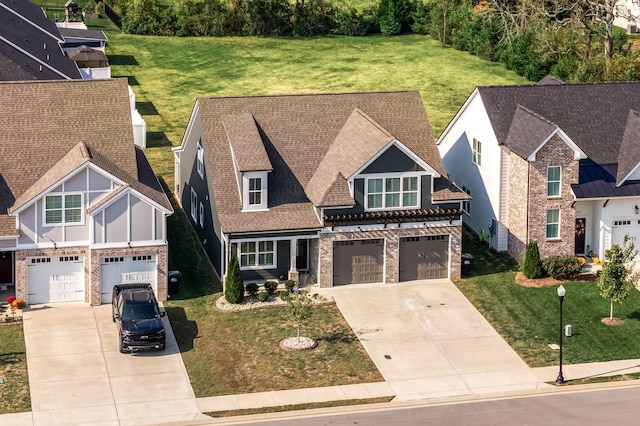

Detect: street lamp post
[556, 284, 566, 385]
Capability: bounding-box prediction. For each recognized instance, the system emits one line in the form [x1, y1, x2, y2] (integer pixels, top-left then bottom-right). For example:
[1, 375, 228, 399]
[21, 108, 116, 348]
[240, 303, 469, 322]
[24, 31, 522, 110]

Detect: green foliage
[332, 6, 371, 36]
[257, 291, 269, 302]
[598, 235, 639, 319]
[287, 291, 313, 339]
[224, 254, 244, 304]
[284, 280, 297, 292]
[496, 30, 550, 81]
[245, 282, 259, 296]
[542, 254, 582, 280]
[264, 281, 278, 295]
[410, 0, 429, 35]
[521, 240, 542, 279]
[377, 0, 413, 35]
[280, 290, 290, 301]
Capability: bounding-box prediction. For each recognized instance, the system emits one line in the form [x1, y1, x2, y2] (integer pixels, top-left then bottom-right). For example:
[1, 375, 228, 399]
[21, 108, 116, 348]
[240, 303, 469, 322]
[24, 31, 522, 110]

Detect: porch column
[288, 239, 299, 282]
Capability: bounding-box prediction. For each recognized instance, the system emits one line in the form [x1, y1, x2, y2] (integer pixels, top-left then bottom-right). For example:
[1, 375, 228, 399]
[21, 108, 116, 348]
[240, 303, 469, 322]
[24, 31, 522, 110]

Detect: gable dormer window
[366, 175, 419, 210]
[196, 141, 204, 178]
[242, 171, 268, 211]
[44, 193, 83, 225]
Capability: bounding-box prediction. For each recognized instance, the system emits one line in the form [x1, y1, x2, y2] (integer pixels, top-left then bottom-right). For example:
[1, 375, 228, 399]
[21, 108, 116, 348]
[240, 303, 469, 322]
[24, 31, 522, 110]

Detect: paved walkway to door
[326, 280, 549, 401]
[21, 303, 204, 426]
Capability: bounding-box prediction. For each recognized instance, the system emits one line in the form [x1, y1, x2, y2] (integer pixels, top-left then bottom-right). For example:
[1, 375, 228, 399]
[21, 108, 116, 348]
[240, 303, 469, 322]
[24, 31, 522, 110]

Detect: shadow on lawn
[461, 226, 518, 277]
[317, 330, 357, 344]
[165, 306, 199, 352]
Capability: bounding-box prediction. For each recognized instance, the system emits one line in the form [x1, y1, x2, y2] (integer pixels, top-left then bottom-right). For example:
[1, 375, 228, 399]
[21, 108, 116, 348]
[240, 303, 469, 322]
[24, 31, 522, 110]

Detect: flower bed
[214, 289, 333, 312]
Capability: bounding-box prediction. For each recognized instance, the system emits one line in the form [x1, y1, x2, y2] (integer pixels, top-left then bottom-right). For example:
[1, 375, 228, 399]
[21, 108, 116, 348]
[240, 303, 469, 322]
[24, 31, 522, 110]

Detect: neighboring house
[58, 28, 108, 53]
[67, 45, 111, 79]
[0, 0, 82, 80]
[614, 0, 640, 32]
[437, 77, 640, 262]
[173, 91, 468, 287]
[0, 79, 173, 305]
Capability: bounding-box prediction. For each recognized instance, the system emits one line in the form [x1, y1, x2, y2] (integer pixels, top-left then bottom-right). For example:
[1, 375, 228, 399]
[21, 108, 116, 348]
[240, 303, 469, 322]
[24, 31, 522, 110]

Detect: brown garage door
[333, 239, 384, 285]
[399, 235, 449, 281]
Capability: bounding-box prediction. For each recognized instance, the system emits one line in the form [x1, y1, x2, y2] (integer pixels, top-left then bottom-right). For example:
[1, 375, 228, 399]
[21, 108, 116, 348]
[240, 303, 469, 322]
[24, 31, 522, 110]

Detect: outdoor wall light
[635, 205, 639, 214]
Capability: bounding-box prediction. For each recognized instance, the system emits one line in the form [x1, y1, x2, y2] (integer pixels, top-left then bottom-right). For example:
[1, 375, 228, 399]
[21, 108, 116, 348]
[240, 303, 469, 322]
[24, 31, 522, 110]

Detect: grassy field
[457, 229, 640, 368]
[106, 32, 529, 186]
[0, 324, 30, 414]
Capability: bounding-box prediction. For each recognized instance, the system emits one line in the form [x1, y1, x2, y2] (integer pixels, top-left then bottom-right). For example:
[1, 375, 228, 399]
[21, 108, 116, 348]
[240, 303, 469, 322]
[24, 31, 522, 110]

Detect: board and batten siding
[438, 93, 503, 250]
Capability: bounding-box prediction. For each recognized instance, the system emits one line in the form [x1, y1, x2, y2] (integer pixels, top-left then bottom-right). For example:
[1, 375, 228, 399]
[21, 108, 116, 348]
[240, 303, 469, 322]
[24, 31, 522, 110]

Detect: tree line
[103, 0, 640, 82]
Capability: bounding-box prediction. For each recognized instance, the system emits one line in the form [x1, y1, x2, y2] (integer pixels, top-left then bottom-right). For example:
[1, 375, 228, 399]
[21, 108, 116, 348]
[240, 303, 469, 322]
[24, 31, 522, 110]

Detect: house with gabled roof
[0, 78, 173, 305]
[173, 91, 468, 287]
[437, 78, 640, 262]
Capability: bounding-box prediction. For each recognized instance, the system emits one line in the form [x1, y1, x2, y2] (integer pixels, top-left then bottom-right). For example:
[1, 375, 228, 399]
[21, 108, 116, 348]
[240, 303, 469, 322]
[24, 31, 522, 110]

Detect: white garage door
[27, 255, 85, 304]
[100, 255, 157, 304]
[611, 219, 640, 260]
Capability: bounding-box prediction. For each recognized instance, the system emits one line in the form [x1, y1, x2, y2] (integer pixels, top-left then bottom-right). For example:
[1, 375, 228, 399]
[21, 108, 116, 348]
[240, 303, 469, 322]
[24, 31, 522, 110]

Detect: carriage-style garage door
[100, 254, 157, 303]
[27, 255, 85, 304]
[333, 239, 384, 285]
[399, 235, 449, 281]
[611, 219, 640, 261]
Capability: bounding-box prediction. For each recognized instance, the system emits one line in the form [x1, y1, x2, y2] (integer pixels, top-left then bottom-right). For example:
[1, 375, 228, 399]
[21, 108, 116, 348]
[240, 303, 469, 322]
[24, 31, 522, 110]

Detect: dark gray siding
[362, 145, 424, 174]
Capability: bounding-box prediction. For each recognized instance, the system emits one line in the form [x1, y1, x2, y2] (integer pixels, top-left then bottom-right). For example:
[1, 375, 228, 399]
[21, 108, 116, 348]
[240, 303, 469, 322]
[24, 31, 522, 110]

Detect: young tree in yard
[522, 240, 542, 279]
[224, 253, 244, 304]
[287, 291, 313, 342]
[598, 235, 639, 322]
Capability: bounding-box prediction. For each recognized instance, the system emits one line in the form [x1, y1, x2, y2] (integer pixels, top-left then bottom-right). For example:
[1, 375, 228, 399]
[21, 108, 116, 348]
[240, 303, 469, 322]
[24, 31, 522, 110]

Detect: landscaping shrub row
[522, 240, 582, 280]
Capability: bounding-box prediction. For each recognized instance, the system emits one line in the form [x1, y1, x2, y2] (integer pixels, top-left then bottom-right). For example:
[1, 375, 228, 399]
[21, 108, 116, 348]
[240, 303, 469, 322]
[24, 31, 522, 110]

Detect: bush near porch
[457, 227, 640, 367]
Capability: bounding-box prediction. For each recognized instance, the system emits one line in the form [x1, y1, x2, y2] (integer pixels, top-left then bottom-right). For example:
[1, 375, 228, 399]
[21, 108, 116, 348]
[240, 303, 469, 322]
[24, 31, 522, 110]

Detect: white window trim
[546, 208, 560, 239]
[190, 188, 197, 222]
[196, 141, 204, 178]
[473, 138, 482, 166]
[363, 173, 421, 211]
[199, 202, 204, 227]
[462, 186, 471, 214]
[242, 171, 268, 212]
[547, 165, 561, 198]
[43, 193, 84, 226]
[239, 240, 276, 270]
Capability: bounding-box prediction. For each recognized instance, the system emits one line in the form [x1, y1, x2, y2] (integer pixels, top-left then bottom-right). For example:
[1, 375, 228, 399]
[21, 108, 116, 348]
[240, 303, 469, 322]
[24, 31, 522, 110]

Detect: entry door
[0, 252, 12, 284]
[575, 218, 586, 254]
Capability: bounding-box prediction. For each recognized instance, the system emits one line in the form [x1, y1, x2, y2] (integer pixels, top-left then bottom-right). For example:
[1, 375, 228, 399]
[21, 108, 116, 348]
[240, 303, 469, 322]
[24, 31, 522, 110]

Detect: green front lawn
[0, 324, 30, 414]
[457, 229, 640, 368]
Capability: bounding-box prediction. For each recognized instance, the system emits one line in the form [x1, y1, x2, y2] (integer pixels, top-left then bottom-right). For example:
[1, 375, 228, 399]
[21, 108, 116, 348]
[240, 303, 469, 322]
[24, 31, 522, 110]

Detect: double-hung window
[199, 202, 204, 227]
[546, 209, 560, 239]
[239, 240, 275, 269]
[472, 138, 482, 166]
[367, 176, 419, 210]
[196, 141, 204, 178]
[190, 189, 197, 222]
[44, 194, 82, 225]
[248, 177, 262, 206]
[547, 166, 561, 197]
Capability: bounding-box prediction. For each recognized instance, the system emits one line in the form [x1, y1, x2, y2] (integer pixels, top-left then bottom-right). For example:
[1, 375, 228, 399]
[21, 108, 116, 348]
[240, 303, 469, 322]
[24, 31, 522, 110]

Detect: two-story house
[437, 78, 640, 261]
[173, 91, 468, 287]
[0, 79, 173, 305]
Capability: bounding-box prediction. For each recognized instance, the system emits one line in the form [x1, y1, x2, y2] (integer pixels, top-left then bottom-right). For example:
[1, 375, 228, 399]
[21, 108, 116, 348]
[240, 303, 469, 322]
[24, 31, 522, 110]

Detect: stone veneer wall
[317, 224, 462, 287]
[527, 135, 578, 258]
[507, 152, 530, 261]
[15, 247, 90, 304]
[90, 245, 168, 305]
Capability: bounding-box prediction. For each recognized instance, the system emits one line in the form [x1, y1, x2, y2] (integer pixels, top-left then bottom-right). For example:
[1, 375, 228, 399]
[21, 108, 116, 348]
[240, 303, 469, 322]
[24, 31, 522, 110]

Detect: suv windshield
[122, 302, 159, 321]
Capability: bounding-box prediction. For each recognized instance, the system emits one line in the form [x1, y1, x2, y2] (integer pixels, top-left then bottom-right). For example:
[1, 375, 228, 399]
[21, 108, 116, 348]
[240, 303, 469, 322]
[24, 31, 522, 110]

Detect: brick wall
[318, 224, 462, 287]
[528, 135, 578, 258]
[507, 152, 530, 260]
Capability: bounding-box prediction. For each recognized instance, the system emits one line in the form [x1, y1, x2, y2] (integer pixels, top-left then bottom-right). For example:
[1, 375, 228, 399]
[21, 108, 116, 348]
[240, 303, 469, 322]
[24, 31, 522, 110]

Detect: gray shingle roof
[0, 0, 81, 80]
[504, 105, 559, 159]
[617, 110, 640, 185]
[0, 79, 171, 228]
[59, 28, 108, 42]
[223, 113, 273, 172]
[198, 91, 450, 234]
[479, 81, 640, 164]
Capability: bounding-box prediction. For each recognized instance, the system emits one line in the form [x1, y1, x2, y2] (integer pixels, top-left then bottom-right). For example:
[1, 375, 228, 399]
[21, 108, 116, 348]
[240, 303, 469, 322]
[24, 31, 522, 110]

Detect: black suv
[112, 284, 166, 353]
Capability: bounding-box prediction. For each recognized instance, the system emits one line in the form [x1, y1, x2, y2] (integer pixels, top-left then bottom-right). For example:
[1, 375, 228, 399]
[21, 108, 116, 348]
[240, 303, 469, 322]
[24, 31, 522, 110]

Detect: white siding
[438, 93, 503, 248]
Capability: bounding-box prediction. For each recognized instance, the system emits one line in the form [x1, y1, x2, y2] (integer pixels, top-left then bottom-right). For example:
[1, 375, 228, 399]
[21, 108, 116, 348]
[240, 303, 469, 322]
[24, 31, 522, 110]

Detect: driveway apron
[22, 303, 200, 426]
[327, 280, 548, 401]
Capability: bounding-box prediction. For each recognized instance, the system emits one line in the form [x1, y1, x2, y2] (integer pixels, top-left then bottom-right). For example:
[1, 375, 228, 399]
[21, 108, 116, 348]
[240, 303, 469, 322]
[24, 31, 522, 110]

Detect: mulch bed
[515, 272, 598, 288]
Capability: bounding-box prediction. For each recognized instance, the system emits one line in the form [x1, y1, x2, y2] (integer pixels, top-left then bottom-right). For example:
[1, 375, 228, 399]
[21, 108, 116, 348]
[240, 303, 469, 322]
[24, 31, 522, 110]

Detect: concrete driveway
[22, 303, 201, 426]
[327, 280, 549, 401]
